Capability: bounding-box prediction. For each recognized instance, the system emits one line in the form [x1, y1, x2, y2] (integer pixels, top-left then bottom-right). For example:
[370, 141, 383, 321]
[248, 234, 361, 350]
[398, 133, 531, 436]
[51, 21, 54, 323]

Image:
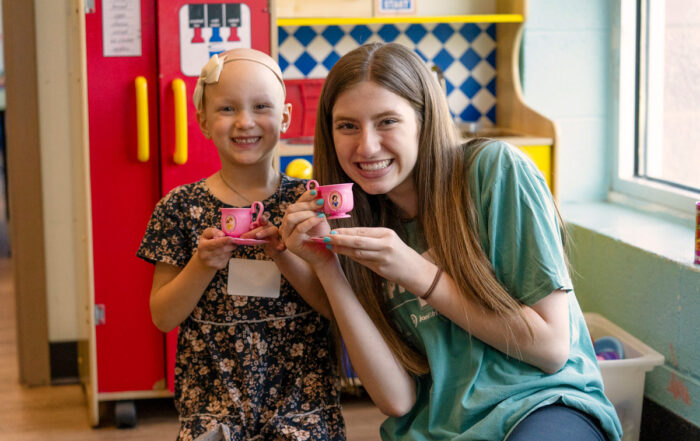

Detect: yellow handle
[172, 78, 188, 165]
[135, 76, 149, 162]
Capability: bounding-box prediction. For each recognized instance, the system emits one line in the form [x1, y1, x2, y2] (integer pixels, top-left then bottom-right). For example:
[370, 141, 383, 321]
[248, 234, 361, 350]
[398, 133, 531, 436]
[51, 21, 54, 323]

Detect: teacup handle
[249, 201, 264, 229]
[306, 179, 319, 192]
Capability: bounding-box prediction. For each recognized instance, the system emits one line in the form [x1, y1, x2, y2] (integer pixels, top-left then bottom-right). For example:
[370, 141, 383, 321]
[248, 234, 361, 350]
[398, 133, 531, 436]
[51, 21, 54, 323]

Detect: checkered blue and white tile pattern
[278, 22, 497, 125]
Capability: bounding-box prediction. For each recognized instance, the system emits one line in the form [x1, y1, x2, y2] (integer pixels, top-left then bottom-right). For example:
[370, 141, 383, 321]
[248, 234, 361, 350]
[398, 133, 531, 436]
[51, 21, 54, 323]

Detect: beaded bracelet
[419, 267, 443, 300]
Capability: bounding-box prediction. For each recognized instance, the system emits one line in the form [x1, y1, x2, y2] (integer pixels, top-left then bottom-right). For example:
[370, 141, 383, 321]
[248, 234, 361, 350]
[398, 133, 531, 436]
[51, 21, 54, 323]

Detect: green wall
[567, 223, 700, 426]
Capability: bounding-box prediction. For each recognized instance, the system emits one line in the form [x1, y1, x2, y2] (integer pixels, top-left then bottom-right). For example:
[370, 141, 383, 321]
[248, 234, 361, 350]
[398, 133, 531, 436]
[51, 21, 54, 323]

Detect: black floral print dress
[137, 174, 345, 441]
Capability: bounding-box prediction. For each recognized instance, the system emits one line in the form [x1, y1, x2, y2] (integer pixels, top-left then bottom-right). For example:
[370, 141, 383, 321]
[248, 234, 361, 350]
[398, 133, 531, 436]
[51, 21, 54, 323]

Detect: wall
[3, 0, 51, 385]
[524, 0, 700, 428]
[522, 0, 611, 203]
[567, 221, 700, 427]
[415, 0, 495, 16]
[277, 0, 497, 18]
[278, 22, 498, 125]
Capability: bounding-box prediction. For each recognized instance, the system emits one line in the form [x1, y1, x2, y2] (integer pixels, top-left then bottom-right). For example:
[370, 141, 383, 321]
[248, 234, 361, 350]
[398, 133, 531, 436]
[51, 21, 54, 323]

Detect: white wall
[416, 0, 496, 16]
[522, 0, 612, 202]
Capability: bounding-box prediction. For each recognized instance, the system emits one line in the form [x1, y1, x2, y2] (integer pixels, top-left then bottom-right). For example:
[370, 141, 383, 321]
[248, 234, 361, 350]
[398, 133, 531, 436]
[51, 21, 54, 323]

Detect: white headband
[192, 53, 286, 113]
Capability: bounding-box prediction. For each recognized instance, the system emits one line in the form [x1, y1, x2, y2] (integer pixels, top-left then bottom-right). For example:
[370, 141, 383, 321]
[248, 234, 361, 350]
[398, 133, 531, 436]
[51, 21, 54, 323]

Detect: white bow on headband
[193, 54, 225, 113]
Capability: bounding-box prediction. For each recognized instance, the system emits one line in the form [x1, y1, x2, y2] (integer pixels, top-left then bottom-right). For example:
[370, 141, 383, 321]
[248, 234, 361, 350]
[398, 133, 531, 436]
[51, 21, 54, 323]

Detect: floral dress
[137, 174, 345, 441]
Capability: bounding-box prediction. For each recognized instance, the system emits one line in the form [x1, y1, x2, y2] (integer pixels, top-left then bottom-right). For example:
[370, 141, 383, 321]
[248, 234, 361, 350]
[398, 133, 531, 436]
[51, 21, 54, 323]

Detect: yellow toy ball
[285, 158, 313, 180]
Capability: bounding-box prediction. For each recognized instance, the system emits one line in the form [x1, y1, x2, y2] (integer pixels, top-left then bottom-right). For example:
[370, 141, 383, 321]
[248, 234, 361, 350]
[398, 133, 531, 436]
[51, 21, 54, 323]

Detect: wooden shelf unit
[275, 0, 558, 196]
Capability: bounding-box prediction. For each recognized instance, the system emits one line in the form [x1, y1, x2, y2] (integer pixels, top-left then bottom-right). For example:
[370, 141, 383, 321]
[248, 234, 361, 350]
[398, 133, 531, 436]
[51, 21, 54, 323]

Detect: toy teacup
[220, 201, 264, 237]
[306, 180, 354, 219]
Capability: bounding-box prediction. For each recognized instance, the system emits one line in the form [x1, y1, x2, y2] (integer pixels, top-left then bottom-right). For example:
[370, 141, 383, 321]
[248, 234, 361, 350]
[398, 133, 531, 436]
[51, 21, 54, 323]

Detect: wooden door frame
[2, 0, 51, 385]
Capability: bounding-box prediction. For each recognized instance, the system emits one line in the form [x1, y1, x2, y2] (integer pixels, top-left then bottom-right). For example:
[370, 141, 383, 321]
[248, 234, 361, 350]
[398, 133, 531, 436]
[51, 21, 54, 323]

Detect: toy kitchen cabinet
[84, 0, 272, 426]
[275, 0, 558, 195]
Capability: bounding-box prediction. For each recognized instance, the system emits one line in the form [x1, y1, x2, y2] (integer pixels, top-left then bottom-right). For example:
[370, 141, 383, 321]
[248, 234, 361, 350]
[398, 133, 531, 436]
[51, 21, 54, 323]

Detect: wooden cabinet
[276, 0, 373, 18]
[520, 144, 553, 189]
[457, 125, 554, 190]
[458, 127, 554, 190]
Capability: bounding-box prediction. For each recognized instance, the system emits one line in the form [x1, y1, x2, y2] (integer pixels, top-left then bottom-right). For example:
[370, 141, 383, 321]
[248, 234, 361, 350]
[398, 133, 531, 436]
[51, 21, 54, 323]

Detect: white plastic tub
[584, 313, 664, 441]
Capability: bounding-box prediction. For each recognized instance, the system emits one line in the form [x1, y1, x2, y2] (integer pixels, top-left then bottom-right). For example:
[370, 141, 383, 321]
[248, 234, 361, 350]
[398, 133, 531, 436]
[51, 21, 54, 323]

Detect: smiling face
[331, 80, 420, 203]
[197, 59, 291, 168]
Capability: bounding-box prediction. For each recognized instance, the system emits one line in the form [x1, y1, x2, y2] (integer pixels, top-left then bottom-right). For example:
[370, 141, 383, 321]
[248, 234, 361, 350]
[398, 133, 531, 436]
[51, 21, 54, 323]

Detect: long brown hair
[314, 43, 532, 375]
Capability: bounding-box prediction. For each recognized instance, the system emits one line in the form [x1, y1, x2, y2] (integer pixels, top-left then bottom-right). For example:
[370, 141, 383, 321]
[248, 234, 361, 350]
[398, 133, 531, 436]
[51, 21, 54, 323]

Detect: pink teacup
[306, 180, 354, 219]
[220, 201, 264, 237]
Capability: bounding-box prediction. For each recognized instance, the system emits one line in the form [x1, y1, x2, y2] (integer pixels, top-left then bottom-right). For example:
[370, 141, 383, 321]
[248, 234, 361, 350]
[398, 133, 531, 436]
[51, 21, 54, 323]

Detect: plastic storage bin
[584, 313, 664, 441]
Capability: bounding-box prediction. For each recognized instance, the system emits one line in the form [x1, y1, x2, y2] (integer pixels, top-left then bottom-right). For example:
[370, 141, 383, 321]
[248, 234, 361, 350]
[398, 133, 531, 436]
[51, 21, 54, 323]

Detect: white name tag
[227, 258, 281, 298]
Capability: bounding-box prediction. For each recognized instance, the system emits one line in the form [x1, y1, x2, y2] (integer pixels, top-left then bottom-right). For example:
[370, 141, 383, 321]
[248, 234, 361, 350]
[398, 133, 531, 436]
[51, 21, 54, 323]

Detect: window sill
[561, 199, 698, 269]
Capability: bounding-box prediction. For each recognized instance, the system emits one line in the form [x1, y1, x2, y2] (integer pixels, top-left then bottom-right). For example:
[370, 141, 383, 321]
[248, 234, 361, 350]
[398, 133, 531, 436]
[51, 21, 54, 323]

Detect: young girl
[280, 43, 623, 441]
[137, 48, 345, 440]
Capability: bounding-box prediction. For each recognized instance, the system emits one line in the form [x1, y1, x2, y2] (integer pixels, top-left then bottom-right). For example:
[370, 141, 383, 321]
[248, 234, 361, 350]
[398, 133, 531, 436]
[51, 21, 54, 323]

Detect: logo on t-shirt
[410, 309, 439, 328]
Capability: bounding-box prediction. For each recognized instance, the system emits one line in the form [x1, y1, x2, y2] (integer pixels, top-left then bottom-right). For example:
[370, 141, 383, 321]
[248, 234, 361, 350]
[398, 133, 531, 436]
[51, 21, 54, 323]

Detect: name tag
[227, 258, 281, 298]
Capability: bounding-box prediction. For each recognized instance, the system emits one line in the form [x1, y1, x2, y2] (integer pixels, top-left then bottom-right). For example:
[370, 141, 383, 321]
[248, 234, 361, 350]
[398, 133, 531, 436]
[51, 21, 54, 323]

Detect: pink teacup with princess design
[220, 201, 264, 237]
[306, 180, 354, 219]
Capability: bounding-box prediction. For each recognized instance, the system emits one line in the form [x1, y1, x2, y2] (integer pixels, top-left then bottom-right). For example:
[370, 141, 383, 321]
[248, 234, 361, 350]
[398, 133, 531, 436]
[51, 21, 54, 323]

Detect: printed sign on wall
[374, 0, 416, 15]
[102, 0, 142, 57]
[179, 3, 252, 76]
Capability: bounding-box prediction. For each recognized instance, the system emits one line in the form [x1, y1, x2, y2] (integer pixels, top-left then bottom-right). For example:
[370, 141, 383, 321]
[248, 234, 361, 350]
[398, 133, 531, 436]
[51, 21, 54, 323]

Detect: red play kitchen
[84, 0, 555, 426]
[85, 0, 276, 426]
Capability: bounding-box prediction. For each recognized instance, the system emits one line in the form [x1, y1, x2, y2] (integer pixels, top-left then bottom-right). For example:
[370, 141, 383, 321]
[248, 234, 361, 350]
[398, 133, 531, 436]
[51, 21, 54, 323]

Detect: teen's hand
[242, 214, 285, 258]
[279, 189, 335, 267]
[196, 227, 236, 270]
[319, 227, 422, 284]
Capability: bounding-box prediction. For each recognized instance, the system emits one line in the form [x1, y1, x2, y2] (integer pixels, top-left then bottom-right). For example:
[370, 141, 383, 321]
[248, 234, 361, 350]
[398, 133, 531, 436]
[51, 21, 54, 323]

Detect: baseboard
[49, 341, 79, 384]
[641, 398, 699, 440]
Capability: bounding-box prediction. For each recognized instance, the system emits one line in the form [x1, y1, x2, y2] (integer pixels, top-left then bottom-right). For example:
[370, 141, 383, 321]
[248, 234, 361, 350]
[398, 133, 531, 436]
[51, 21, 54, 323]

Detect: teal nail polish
[317, 212, 325, 218]
[315, 199, 324, 206]
[330, 230, 337, 235]
[326, 244, 333, 250]
[310, 190, 317, 196]
[323, 237, 331, 243]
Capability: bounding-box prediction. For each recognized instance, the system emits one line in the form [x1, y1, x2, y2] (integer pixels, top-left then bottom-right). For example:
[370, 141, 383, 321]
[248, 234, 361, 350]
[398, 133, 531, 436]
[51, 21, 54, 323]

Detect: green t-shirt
[379, 141, 622, 441]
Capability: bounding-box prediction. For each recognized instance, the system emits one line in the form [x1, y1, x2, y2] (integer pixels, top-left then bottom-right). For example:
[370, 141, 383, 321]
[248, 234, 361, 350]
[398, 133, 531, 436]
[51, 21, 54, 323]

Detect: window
[613, 0, 700, 214]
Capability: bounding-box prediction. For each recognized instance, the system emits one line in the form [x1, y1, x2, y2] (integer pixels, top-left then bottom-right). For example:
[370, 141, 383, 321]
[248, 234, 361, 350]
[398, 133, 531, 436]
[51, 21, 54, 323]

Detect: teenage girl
[280, 42, 622, 441]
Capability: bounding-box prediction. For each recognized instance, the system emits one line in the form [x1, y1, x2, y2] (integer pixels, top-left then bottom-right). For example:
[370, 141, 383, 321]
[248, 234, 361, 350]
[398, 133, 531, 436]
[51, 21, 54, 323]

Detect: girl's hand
[280, 189, 335, 267]
[196, 227, 237, 270]
[321, 227, 422, 284]
[242, 214, 285, 258]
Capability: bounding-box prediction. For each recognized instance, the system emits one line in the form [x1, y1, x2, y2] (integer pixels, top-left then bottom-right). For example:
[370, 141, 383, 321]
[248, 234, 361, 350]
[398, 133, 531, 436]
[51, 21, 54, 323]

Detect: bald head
[218, 48, 286, 94]
[192, 48, 286, 113]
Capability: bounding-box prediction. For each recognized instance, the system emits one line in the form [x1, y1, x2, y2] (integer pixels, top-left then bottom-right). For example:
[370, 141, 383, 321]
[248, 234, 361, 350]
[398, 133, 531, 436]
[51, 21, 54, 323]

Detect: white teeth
[233, 137, 259, 144]
[358, 160, 391, 171]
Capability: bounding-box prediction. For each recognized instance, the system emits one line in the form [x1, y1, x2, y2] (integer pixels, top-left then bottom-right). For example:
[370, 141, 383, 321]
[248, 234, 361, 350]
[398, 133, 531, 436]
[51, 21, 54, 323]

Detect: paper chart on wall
[102, 0, 142, 57]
